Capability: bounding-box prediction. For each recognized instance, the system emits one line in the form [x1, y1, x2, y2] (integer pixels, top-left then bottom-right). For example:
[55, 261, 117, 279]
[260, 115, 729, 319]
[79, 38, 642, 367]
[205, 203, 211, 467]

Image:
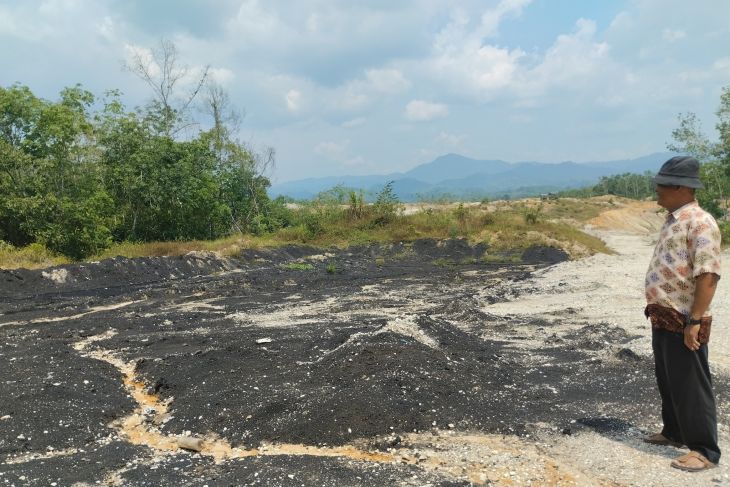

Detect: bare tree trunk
[125, 38, 209, 137]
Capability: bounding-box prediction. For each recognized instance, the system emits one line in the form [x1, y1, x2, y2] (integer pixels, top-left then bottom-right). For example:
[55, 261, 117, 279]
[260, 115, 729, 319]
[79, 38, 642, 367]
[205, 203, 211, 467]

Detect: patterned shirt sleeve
[690, 214, 722, 278]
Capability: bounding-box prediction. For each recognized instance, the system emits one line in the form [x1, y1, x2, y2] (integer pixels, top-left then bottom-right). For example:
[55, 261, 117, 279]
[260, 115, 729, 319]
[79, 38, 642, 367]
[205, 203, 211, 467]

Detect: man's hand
[684, 324, 701, 351]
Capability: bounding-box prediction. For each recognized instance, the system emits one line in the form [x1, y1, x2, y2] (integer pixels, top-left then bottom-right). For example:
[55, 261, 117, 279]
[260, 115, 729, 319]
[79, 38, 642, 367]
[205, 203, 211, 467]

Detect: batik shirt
[645, 201, 721, 316]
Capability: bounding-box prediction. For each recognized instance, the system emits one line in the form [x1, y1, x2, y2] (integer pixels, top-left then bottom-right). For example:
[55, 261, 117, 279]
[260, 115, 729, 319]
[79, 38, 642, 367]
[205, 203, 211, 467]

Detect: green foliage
[302, 211, 326, 239]
[720, 221, 730, 244]
[372, 181, 401, 226]
[559, 172, 655, 199]
[666, 85, 730, 220]
[326, 262, 337, 274]
[348, 190, 365, 220]
[482, 253, 522, 264]
[453, 203, 468, 224]
[282, 262, 314, 271]
[316, 184, 350, 205]
[523, 204, 543, 225]
[0, 82, 275, 261]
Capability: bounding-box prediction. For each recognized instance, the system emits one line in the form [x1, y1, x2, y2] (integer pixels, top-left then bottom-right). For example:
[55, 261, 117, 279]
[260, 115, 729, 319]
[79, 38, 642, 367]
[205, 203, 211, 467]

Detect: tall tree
[125, 38, 209, 137]
[667, 85, 730, 219]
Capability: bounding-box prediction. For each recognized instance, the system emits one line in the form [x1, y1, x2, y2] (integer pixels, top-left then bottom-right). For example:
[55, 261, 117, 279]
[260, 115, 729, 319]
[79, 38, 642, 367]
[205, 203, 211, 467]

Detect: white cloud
[404, 100, 448, 122]
[321, 67, 411, 113]
[285, 89, 302, 112]
[364, 68, 411, 94]
[96, 16, 115, 42]
[228, 0, 288, 45]
[315, 140, 349, 159]
[39, 0, 80, 17]
[662, 28, 686, 42]
[609, 11, 633, 31]
[314, 139, 365, 168]
[436, 131, 466, 146]
[123, 44, 161, 78]
[208, 68, 235, 85]
[344, 155, 365, 167]
[479, 0, 533, 38]
[425, 6, 526, 101]
[519, 19, 612, 97]
[0, 6, 18, 37]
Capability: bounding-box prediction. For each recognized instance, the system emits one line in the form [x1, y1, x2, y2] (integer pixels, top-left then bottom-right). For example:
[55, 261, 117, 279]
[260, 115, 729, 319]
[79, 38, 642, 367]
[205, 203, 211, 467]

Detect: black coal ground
[1, 239, 728, 486]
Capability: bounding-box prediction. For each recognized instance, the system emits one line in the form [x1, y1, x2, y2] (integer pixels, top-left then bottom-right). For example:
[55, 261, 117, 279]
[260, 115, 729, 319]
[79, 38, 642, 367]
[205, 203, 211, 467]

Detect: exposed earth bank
[2, 200, 730, 486]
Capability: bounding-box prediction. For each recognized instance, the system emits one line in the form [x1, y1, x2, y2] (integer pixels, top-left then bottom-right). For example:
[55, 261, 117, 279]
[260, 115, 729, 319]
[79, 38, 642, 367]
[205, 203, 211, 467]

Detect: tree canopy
[0, 81, 276, 259]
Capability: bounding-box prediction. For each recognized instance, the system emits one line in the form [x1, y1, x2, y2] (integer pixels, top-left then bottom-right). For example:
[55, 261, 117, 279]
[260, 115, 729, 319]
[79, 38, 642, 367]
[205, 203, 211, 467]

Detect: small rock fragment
[256, 338, 273, 344]
[616, 348, 642, 362]
[177, 436, 204, 452]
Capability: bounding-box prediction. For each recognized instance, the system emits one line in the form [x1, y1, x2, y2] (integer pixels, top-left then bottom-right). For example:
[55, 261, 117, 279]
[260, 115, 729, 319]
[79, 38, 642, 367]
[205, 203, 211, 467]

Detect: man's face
[655, 183, 687, 211]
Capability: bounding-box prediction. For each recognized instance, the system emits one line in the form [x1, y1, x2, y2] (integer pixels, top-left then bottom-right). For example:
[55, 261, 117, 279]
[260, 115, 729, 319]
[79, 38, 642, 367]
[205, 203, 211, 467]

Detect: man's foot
[670, 451, 717, 472]
[643, 432, 683, 448]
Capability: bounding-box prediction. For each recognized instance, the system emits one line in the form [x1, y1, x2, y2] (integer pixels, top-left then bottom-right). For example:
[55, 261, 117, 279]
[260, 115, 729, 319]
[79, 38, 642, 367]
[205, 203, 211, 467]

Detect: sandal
[670, 451, 717, 472]
[643, 433, 683, 448]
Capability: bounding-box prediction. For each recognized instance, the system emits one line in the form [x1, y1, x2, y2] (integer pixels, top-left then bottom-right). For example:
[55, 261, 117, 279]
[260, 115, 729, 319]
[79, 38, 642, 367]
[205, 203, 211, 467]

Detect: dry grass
[0, 242, 70, 270]
[1, 197, 622, 269]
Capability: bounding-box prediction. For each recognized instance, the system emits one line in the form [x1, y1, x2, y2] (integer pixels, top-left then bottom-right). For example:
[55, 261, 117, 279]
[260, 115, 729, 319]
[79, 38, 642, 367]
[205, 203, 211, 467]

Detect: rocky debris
[176, 436, 204, 452]
[616, 347, 642, 362]
[40, 268, 69, 284]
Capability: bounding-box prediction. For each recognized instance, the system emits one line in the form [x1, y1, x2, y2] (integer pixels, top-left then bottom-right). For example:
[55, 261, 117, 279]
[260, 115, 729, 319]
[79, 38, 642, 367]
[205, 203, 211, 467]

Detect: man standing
[643, 155, 722, 472]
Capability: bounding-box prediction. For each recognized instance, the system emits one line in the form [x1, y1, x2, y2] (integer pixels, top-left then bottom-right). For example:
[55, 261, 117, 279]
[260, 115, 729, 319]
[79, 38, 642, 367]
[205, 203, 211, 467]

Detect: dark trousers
[652, 328, 721, 464]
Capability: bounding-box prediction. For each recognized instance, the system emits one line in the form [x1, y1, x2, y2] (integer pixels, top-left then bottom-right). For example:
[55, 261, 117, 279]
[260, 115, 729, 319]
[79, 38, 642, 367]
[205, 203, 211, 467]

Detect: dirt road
[1, 201, 729, 486]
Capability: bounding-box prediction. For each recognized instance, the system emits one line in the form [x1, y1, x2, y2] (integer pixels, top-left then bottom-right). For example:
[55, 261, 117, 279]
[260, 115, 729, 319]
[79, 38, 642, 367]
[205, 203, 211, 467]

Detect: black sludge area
[3, 239, 720, 485]
[117, 454, 473, 487]
[0, 338, 135, 456]
[0, 442, 144, 486]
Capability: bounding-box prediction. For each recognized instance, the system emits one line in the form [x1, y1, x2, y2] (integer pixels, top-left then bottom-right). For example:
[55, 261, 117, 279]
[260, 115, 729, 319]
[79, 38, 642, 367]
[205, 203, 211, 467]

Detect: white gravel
[482, 224, 730, 486]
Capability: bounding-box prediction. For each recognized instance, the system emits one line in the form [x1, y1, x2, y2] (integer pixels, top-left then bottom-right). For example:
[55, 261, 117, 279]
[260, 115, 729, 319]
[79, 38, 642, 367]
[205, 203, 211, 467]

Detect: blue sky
[1, 0, 729, 183]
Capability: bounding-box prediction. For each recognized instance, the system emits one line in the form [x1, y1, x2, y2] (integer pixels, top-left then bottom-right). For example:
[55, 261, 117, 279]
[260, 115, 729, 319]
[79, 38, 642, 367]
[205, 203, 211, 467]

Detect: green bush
[523, 205, 543, 225]
[453, 203, 468, 224]
[302, 212, 326, 240]
[372, 181, 401, 226]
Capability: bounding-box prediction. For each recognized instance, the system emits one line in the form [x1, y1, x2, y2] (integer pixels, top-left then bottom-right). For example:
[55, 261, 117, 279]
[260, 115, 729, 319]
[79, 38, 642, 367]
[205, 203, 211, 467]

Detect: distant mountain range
[269, 152, 674, 201]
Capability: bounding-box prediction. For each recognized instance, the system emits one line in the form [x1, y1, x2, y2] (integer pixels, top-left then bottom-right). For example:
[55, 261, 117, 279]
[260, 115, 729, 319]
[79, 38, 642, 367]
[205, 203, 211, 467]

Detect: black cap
[652, 156, 704, 189]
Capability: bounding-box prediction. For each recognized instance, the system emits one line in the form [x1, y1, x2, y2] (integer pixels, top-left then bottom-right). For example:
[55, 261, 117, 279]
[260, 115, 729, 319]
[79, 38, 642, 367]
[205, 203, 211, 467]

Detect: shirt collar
[668, 200, 698, 221]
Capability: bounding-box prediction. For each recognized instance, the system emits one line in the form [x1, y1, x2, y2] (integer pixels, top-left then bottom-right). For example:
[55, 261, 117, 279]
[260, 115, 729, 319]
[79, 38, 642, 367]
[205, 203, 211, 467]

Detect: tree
[0, 84, 113, 257]
[125, 38, 209, 137]
[668, 85, 730, 219]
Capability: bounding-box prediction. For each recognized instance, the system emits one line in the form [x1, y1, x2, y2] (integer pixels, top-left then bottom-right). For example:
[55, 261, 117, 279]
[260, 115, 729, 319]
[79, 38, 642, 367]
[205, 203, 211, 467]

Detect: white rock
[256, 338, 273, 344]
[42, 268, 69, 284]
[177, 436, 204, 452]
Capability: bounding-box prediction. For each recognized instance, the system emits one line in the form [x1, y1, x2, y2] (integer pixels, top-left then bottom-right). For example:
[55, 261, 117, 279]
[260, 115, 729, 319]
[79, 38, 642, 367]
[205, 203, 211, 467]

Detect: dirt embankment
[1, 200, 729, 486]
